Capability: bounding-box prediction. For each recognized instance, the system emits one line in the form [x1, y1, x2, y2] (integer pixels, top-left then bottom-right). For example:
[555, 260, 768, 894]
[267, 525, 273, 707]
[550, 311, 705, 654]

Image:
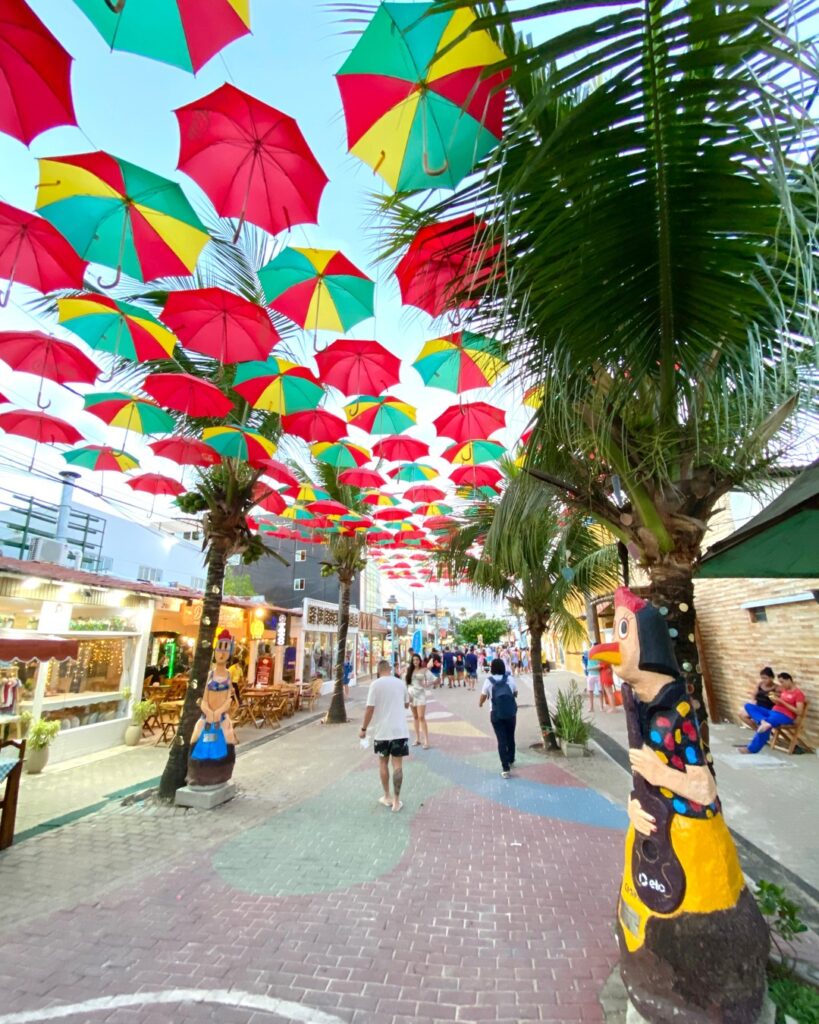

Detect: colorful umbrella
[0, 202, 86, 306]
[142, 372, 233, 418]
[425, 514, 457, 532]
[36, 152, 209, 285]
[161, 286, 279, 363]
[63, 444, 138, 473]
[281, 409, 347, 444]
[388, 462, 438, 482]
[443, 438, 506, 465]
[175, 83, 328, 238]
[284, 484, 329, 503]
[127, 474, 185, 497]
[58, 294, 177, 362]
[71, 0, 250, 73]
[281, 504, 318, 523]
[83, 392, 176, 434]
[336, 2, 507, 192]
[148, 436, 221, 467]
[361, 490, 400, 507]
[0, 409, 82, 445]
[404, 484, 447, 503]
[315, 339, 401, 395]
[233, 358, 324, 414]
[395, 214, 500, 316]
[523, 383, 544, 408]
[434, 401, 505, 441]
[311, 440, 371, 469]
[259, 247, 374, 333]
[450, 464, 502, 488]
[337, 468, 386, 488]
[1, 0, 76, 144]
[371, 435, 429, 461]
[251, 482, 287, 515]
[412, 330, 507, 392]
[344, 395, 416, 434]
[307, 499, 352, 517]
[0, 331, 98, 387]
[201, 426, 276, 466]
[260, 459, 299, 488]
[456, 483, 499, 500]
[374, 507, 412, 522]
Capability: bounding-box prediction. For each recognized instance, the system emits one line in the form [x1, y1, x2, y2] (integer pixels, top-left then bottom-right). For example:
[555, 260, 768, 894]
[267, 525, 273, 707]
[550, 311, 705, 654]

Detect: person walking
[479, 657, 518, 778]
[454, 647, 466, 686]
[405, 653, 431, 749]
[464, 646, 479, 691]
[360, 659, 410, 811]
[442, 646, 456, 687]
[428, 649, 442, 688]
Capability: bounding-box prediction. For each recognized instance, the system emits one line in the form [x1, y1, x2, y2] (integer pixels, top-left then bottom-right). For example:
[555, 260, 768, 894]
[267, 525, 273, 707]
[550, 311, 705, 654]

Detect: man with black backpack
[479, 657, 519, 778]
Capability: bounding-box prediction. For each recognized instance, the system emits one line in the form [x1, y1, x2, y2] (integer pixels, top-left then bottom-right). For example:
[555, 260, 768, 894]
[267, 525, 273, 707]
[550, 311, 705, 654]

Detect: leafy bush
[554, 683, 591, 745]
[27, 718, 60, 751]
[756, 880, 808, 945]
[131, 700, 157, 726]
[768, 963, 819, 1024]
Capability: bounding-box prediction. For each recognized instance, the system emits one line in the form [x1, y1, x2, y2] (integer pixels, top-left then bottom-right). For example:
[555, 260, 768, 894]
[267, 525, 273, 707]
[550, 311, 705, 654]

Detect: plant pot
[561, 740, 586, 758]
[25, 745, 50, 774]
[124, 723, 142, 747]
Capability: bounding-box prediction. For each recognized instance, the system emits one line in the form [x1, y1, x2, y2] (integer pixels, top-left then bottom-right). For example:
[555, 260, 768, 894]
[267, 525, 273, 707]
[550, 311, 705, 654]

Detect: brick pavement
[0, 687, 627, 1024]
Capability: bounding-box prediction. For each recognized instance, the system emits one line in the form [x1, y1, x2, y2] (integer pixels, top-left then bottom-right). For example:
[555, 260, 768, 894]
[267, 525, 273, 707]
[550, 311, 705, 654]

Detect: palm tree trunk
[325, 572, 351, 724]
[528, 616, 558, 749]
[158, 545, 227, 801]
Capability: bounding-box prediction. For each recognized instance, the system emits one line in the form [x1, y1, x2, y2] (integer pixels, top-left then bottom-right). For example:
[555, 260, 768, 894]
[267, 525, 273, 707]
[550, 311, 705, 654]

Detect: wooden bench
[770, 700, 811, 755]
[0, 739, 26, 851]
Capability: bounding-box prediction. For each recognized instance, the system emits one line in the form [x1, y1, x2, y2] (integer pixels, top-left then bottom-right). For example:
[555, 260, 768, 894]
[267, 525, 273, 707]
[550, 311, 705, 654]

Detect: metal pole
[55, 471, 80, 542]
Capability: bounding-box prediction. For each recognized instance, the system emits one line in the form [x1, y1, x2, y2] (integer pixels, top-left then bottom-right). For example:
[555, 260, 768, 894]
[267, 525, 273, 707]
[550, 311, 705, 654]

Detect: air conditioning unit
[62, 546, 83, 568]
[27, 538, 83, 568]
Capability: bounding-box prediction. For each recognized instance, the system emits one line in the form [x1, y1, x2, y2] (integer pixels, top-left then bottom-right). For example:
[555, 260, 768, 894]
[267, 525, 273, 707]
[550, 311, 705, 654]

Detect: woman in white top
[405, 653, 431, 749]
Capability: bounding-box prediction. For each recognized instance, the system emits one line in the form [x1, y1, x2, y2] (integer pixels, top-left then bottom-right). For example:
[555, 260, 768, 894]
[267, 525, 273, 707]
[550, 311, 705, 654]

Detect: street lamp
[387, 594, 398, 670]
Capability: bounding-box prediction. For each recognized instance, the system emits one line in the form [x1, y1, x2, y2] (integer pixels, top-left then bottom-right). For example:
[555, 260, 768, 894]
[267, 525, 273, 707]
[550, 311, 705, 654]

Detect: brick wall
[694, 576, 818, 747]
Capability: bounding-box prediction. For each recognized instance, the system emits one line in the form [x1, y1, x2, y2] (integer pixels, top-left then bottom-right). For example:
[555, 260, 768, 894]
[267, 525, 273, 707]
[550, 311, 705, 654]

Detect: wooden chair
[154, 702, 181, 745]
[0, 739, 26, 851]
[770, 700, 811, 754]
[300, 679, 322, 712]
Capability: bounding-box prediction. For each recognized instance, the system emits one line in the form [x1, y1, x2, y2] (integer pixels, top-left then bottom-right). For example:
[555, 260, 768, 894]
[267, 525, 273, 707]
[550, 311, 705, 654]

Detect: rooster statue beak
[589, 641, 621, 665]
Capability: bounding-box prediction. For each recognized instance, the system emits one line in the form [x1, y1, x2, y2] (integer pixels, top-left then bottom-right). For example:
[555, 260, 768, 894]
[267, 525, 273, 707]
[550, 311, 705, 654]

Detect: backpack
[490, 675, 517, 720]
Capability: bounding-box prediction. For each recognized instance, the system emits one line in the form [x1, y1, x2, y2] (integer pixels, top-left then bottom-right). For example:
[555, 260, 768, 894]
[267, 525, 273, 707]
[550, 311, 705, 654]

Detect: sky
[0, 0, 537, 614]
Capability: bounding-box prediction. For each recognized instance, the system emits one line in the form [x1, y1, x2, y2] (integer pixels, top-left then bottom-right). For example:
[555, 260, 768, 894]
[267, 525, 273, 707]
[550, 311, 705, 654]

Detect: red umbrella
[142, 372, 233, 418]
[371, 435, 429, 461]
[281, 408, 347, 444]
[175, 84, 327, 239]
[315, 339, 401, 395]
[127, 474, 185, 497]
[374, 508, 412, 522]
[148, 436, 222, 467]
[0, 408, 82, 445]
[404, 485, 447, 503]
[450, 464, 502, 488]
[251, 481, 287, 514]
[0, 0, 76, 145]
[395, 214, 500, 316]
[259, 459, 299, 488]
[434, 401, 506, 442]
[161, 287, 279, 363]
[307, 499, 351, 517]
[0, 392, 8, 403]
[338, 468, 385, 488]
[0, 202, 86, 306]
[0, 330, 98, 407]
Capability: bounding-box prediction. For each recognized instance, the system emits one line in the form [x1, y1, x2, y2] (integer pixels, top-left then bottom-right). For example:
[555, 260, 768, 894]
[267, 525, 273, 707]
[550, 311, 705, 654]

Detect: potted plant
[124, 699, 156, 747]
[25, 718, 60, 774]
[554, 683, 592, 757]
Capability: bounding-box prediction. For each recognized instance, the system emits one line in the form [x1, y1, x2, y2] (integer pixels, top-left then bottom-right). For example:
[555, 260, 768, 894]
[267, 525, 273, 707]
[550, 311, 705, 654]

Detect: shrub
[554, 683, 591, 745]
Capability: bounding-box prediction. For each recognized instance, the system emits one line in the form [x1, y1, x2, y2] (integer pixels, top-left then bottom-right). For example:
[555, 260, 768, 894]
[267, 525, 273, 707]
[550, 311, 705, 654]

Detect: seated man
[740, 672, 806, 754]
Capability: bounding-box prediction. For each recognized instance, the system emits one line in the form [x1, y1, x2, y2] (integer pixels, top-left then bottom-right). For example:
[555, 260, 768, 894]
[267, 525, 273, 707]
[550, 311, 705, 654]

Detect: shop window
[295, 549, 306, 562]
[748, 607, 768, 623]
[138, 565, 163, 583]
[293, 578, 305, 591]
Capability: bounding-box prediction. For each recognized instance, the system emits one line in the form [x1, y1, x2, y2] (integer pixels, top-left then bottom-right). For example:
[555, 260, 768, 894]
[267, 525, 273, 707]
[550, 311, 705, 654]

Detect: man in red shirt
[741, 672, 806, 754]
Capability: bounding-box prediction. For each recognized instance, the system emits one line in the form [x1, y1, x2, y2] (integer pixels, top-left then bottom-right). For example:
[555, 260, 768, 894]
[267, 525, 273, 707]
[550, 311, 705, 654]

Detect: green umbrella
[311, 440, 371, 469]
[83, 392, 175, 434]
[233, 357, 324, 414]
[388, 462, 438, 483]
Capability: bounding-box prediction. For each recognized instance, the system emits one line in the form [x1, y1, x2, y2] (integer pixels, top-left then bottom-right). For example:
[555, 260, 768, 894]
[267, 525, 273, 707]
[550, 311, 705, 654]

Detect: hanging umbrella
[281, 504, 318, 523]
[36, 152, 209, 285]
[259, 247, 374, 333]
[395, 214, 500, 316]
[260, 459, 299, 488]
[1, 0, 76, 144]
[307, 499, 352, 517]
[523, 383, 544, 408]
[411, 502, 453, 516]
[251, 482, 287, 515]
[388, 462, 438, 483]
[450, 464, 502, 488]
[58, 294, 177, 361]
[161, 286, 279, 363]
[372, 435, 429, 461]
[175, 83, 328, 239]
[311, 440, 371, 469]
[0, 202, 86, 306]
[443, 439, 506, 465]
[456, 483, 499, 500]
[83, 392, 176, 434]
[0, 330, 99, 408]
[148, 436, 221, 467]
[434, 401, 505, 442]
[71, 0, 250, 73]
[425, 514, 457, 532]
[233, 358, 324, 414]
[361, 490, 400, 507]
[344, 395, 416, 434]
[404, 484, 447, 503]
[0, 409, 82, 445]
[338, 468, 385, 488]
[284, 484, 330, 503]
[201, 426, 276, 466]
[63, 444, 139, 473]
[315, 339, 401, 395]
[374, 507, 412, 522]
[142, 372, 233, 418]
[412, 330, 507, 392]
[281, 408, 347, 444]
[336, 2, 507, 192]
[127, 474, 185, 497]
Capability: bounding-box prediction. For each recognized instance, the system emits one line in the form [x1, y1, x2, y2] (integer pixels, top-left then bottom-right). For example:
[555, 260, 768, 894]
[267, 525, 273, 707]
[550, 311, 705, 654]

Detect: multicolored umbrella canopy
[371, 434, 429, 461]
[412, 331, 506, 392]
[311, 440, 371, 469]
[175, 84, 328, 237]
[336, 3, 507, 191]
[0, 0, 76, 144]
[233, 358, 324, 414]
[281, 408, 347, 444]
[284, 483, 329, 503]
[202, 426, 277, 466]
[523, 383, 544, 408]
[58, 295, 177, 361]
[161, 287, 279, 363]
[71, 0, 251, 73]
[0, 202, 87, 304]
[259, 248, 374, 333]
[148, 436, 221, 467]
[434, 401, 506, 442]
[127, 473, 185, 497]
[36, 152, 209, 284]
[315, 339, 401, 395]
[361, 490, 400, 507]
[344, 395, 416, 434]
[0, 409, 83, 445]
[388, 462, 438, 482]
[142, 372, 233, 418]
[412, 502, 452, 516]
[0, 331, 99, 387]
[83, 392, 176, 434]
[63, 444, 139, 473]
[442, 438, 506, 465]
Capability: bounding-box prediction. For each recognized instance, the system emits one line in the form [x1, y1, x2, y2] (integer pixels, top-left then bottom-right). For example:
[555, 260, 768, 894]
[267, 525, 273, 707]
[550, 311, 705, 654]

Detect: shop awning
[0, 631, 79, 663]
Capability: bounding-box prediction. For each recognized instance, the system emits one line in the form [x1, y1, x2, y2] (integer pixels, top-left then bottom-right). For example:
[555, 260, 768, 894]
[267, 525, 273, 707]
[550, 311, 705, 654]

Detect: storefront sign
[255, 654, 273, 686]
[276, 616, 287, 646]
[305, 602, 359, 630]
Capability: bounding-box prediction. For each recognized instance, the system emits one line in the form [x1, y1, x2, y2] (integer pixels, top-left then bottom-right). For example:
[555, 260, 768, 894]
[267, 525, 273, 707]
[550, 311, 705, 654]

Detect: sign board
[276, 616, 287, 646]
[397, 616, 409, 628]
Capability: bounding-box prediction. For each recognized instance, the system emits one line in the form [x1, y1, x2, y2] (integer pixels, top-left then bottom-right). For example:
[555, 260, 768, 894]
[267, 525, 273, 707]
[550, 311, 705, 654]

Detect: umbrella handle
[0, 284, 10, 308]
[104, 0, 127, 11]
[35, 377, 51, 411]
[422, 150, 449, 177]
[0, 231, 24, 307]
[97, 266, 123, 290]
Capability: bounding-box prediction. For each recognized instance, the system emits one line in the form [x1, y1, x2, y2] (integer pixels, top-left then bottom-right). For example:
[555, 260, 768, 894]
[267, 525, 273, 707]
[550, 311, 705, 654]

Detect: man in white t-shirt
[360, 659, 410, 813]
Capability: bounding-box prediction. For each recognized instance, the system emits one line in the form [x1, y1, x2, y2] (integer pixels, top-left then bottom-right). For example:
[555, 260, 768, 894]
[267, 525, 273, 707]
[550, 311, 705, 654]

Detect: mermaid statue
[188, 628, 237, 787]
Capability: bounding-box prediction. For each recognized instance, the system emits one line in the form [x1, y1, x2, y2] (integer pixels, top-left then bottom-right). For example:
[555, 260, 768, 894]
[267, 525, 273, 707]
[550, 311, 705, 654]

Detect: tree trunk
[324, 573, 352, 724]
[528, 616, 558, 749]
[158, 545, 227, 801]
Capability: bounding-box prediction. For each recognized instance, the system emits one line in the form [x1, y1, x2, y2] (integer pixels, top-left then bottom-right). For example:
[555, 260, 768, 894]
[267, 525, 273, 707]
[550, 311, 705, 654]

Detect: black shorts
[374, 738, 410, 758]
